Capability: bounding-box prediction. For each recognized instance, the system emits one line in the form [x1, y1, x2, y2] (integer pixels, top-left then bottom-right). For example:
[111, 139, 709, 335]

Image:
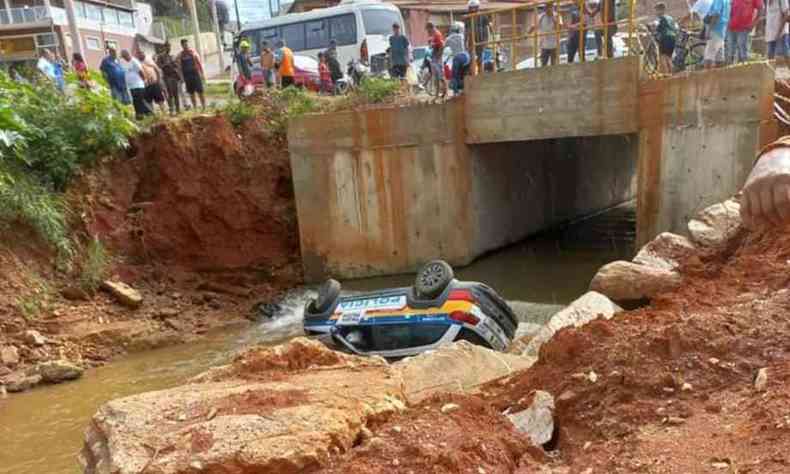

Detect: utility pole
[210, 0, 225, 71]
[233, 0, 241, 31]
[63, 0, 84, 58]
[186, 0, 204, 59]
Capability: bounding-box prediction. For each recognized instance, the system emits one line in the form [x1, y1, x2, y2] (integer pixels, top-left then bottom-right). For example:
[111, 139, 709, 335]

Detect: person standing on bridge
[465, 0, 492, 73]
[176, 39, 206, 111]
[726, 0, 763, 64]
[529, 3, 563, 67]
[654, 2, 679, 74]
[702, 0, 731, 68]
[275, 39, 296, 88]
[426, 22, 447, 98]
[765, 0, 790, 63]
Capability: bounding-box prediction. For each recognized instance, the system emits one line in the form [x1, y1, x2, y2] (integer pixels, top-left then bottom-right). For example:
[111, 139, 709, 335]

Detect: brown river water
[0, 211, 632, 473]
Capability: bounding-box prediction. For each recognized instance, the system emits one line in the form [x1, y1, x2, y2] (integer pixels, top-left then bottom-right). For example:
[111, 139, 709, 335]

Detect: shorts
[183, 73, 204, 94]
[391, 64, 407, 79]
[659, 37, 676, 57]
[768, 34, 790, 59]
[431, 56, 443, 78]
[145, 82, 165, 103]
[704, 34, 725, 62]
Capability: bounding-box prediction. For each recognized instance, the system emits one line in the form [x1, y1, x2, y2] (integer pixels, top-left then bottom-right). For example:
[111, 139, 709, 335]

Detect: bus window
[328, 14, 357, 46]
[261, 27, 280, 45]
[281, 23, 306, 51]
[361, 9, 400, 36]
[306, 20, 329, 50]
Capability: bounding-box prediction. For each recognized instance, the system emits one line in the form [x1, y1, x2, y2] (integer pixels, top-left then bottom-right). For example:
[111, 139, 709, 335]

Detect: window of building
[328, 14, 357, 46]
[85, 36, 102, 50]
[35, 33, 57, 48]
[103, 8, 119, 25]
[74, 1, 87, 19]
[86, 3, 103, 22]
[306, 20, 328, 50]
[281, 23, 305, 51]
[118, 11, 134, 27]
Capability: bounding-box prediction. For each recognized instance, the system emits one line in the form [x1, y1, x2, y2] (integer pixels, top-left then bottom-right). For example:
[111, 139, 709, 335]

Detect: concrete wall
[288, 101, 475, 281]
[470, 136, 638, 256]
[464, 56, 640, 144]
[636, 63, 775, 245]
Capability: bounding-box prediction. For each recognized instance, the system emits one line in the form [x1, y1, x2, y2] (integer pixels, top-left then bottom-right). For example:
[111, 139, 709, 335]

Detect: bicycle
[672, 29, 705, 73]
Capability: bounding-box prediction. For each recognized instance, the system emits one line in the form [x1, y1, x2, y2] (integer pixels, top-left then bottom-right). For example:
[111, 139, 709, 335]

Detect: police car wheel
[313, 278, 341, 313]
[415, 260, 454, 299]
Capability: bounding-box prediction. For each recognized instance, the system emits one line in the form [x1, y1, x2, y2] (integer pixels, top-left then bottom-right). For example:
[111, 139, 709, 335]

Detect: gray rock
[5, 372, 42, 392]
[633, 232, 696, 271]
[23, 330, 47, 347]
[521, 292, 622, 358]
[589, 260, 682, 301]
[507, 390, 555, 446]
[101, 280, 143, 309]
[37, 360, 84, 384]
[0, 346, 20, 367]
[687, 199, 741, 247]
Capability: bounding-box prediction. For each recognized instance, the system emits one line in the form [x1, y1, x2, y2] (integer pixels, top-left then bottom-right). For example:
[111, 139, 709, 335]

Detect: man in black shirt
[465, 0, 493, 72]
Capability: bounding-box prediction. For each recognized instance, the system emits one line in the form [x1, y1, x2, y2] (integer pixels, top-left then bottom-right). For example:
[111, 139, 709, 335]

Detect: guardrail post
[532, 5, 538, 68]
[603, 0, 609, 58]
[511, 8, 516, 70]
[472, 15, 478, 75]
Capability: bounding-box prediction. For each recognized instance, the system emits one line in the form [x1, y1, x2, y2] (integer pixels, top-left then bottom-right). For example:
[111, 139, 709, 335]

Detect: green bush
[356, 77, 400, 104]
[0, 71, 138, 256]
[225, 99, 256, 126]
[269, 87, 319, 134]
[79, 237, 110, 292]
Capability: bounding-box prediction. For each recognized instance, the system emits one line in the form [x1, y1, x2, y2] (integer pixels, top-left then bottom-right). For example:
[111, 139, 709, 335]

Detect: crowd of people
[99, 39, 207, 119]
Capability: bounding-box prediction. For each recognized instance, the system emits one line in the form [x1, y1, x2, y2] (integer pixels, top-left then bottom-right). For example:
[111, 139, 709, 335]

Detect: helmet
[239, 38, 251, 50]
[468, 0, 481, 10]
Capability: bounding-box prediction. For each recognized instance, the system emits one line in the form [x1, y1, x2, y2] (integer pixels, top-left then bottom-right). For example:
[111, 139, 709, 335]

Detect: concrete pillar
[186, 0, 204, 61]
[63, 0, 84, 59]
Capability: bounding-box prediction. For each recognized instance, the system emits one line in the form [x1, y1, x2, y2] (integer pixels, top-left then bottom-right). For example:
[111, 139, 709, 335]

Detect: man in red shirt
[727, 0, 763, 64]
[426, 22, 447, 98]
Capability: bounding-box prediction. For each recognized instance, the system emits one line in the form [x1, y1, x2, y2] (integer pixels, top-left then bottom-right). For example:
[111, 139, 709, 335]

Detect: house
[0, 0, 163, 70]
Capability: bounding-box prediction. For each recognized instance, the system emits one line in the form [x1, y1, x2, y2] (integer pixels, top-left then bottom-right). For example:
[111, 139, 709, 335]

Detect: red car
[236, 54, 321, 95]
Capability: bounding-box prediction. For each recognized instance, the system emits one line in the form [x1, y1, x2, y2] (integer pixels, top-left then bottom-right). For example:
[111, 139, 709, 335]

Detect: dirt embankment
[0, 114, 302, 390]
[326, 228, 790, 473]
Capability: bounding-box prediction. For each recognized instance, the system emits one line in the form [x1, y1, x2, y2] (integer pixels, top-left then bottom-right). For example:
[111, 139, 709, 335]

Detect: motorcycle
[334, 59, 368, 94]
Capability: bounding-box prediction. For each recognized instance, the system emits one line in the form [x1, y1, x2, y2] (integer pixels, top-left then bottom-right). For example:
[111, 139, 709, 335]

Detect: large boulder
[4, 371, 42, 393]
[633, 232, 696, 271]
[100, 280, 143, 309]
[80, 337, 537, 474]
[521, 291, 622, 358]
[37, 360, 83, 383]
[687, 199, 741, 247]
[508, 322, 544, 355]
[589, 260, 682, 302]
[395, 341, 536, 403]
[81, 338, 404, 474]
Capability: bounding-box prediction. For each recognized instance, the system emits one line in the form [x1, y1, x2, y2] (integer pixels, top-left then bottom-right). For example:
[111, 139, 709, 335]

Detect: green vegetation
[225, 99, 256, 126]
[15, 271, 55, 320]
[356, 77, 401, 104]
[0, 71, 137, 259]
[79, 237, 110, 292]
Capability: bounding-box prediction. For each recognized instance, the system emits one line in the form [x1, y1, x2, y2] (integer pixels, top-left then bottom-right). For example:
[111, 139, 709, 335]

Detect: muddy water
[0, 213, 632, 474]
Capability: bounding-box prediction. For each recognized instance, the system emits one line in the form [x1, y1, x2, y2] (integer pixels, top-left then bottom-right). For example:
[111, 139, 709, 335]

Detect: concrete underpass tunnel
[467, 134, 638, 259]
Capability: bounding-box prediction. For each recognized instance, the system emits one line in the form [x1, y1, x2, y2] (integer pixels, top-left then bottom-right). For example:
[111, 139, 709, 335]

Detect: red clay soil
[73, 114, 300, 272]
[329, 227, 790, 473]
[0, 114, 302, 386]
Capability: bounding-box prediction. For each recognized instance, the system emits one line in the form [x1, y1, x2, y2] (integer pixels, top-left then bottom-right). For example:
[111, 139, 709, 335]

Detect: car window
[369, 324, 450, 351]
[362, 9, 400, 36]
[328, 14, 357, 46]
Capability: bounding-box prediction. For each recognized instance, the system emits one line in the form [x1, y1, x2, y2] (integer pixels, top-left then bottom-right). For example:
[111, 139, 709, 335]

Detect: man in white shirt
[529, 3, 563, 67]
[120, 49, 152, 119]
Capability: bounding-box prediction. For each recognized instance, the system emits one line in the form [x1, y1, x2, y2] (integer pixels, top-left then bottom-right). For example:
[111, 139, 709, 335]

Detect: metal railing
[465, 0, 637, 73]
[0, 6, 53, 26]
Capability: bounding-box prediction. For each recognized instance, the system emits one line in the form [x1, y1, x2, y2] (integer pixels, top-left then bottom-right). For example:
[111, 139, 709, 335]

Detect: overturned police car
[303, 260, 518, 358]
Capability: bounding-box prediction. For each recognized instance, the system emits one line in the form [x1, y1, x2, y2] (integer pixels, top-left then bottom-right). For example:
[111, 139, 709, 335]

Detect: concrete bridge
[288, 57, 775, 281]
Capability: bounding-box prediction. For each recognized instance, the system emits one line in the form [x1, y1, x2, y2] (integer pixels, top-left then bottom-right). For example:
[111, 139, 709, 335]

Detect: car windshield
[362, 8, 401, 36]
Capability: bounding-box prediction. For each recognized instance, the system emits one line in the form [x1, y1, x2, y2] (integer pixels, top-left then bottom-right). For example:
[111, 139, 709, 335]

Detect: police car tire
[314, 278, 341, 313]
[415, 260, 454, 299]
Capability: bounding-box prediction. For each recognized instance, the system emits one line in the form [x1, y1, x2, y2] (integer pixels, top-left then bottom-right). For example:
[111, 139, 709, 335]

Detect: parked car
[516, 32, 627, 70]
[303, 260, 518, 358]
[236, 54, 321, 93]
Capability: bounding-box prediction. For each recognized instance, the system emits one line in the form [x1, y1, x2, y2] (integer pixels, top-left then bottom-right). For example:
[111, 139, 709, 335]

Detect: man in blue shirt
[100, 47, 130, 104]
[703, 0, 731, 68]
[388, 23, 410, 80]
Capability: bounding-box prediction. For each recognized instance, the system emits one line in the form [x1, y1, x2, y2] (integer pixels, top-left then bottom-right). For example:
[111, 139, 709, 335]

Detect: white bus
[239, 0, 405, 69]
